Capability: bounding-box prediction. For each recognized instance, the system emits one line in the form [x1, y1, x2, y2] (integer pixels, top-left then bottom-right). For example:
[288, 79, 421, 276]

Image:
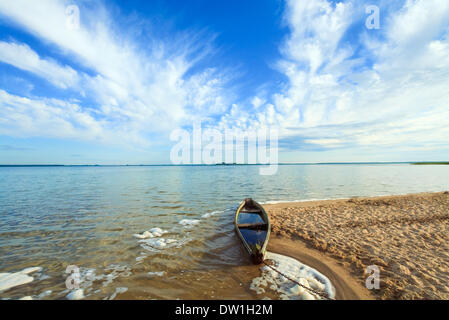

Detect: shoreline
[260, 190, 449, 205]
[264, 191, 449, 300]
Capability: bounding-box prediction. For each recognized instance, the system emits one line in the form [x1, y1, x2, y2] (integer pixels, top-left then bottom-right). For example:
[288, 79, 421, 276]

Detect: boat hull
[234, 198, 271, 265]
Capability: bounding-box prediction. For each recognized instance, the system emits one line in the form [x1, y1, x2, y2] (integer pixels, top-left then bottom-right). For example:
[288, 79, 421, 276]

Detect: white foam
[201, 211, 221, 218]
[139, 237, 191, 253]
[38, 274, 51, 281]
[0, 266, 42, 292]
[101, 264, 132, 287]
[38, 290, 52, 299]
[150, 227, 167, 236]
[179, 219, 200, 227]
[20, 267, 42, 274]
[139, 238, 177, 250]
[133, 227, 168, 239]
[148, 271, 165, 277]
[250, 252, 335, 300]
[133, 231, 152, 239]
[61, 265, 131, 298]
[66, 289, 85, 300]
[17, 289, 53, 301]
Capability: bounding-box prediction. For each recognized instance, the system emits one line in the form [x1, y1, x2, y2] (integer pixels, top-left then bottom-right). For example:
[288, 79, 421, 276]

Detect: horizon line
[1, 161, 448, 167]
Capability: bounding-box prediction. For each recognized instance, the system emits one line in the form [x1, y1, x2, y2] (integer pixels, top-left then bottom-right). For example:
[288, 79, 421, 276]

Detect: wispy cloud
[219, 0, 449, 154]
[0, 0, 448, 160]
[0, 0, 231, 146]
[0, 41, 79, 89]
[0, 89, 122, 143]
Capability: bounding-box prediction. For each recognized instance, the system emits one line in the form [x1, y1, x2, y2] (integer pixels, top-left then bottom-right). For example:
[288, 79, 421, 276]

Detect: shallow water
[1, 164, 449, 299]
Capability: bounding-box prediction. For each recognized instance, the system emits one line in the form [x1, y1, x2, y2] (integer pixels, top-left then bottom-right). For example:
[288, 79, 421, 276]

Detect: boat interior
[236, 199, 269, 251]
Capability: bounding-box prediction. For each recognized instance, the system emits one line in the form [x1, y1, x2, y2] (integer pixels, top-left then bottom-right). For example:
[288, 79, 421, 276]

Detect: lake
[1, 164, 449, 299]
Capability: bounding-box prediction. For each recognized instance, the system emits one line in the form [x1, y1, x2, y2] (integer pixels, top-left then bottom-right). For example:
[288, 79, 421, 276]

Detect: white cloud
[251, 96, 264, 109]
[0, 89, 147, 145]
[0, 41, 79, 88]
[281, 0, 354, 74]
[0, 0, 231, 143]
[1, 0, 449, 160]
[387, 0, 449, 48]
[219, 0, 449, 156]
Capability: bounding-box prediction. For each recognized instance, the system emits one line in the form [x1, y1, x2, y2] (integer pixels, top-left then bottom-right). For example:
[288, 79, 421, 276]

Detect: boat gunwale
[234, 199, 271, 264]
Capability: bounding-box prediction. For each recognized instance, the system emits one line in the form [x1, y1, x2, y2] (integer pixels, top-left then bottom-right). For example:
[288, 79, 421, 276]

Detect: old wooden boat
[234, 198, 271, 264]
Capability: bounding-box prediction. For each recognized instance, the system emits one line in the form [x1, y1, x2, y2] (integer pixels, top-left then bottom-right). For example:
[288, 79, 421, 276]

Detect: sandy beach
[265, 191, 449, 300]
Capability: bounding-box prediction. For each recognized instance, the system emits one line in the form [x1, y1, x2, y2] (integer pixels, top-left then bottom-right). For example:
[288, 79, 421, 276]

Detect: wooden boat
[234, 198, 271, 264]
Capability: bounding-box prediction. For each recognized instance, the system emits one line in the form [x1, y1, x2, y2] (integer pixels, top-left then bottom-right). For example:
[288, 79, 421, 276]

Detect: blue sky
[0, 0, 449, 164]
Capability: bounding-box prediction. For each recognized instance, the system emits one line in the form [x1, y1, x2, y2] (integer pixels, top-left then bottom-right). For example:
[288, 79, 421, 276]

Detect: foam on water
[201, 210, 221, 218]
[17, 289, 52, 300]
[179, 219, 200, 227]
[133, 223, 192, 257]
[102, 264, 132, 287]
[38, 290, 52, 299]
[0, 267, 43, 292]
[66, 289, 85, 300]
[60, 264, 132, 299]
[138, 237, 191, 253]
[21, 267, 42, 274]
[139, 238, 177, 249]
[250, 252, 336, 300]
[135, 211, 222, 247]
[133, 227, 168, 239]
[147, 271, 165, 277]
[133, 222, 192, 254]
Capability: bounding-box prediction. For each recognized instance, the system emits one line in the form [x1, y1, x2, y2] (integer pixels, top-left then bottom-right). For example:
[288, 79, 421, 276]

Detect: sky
[0, 0, 449, 164]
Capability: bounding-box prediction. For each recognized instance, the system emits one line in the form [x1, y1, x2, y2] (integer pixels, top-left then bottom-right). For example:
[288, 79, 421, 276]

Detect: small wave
[149, 204, 183, 209]
[250, 252, 335, 300]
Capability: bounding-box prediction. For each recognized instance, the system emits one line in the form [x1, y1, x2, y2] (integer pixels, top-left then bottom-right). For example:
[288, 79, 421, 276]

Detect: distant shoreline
[1, 162, 448, 167]
[411, 162, 449, 165]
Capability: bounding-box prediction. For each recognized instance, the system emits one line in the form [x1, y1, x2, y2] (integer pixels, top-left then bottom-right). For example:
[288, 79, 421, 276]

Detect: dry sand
[264, 191, 449, 300]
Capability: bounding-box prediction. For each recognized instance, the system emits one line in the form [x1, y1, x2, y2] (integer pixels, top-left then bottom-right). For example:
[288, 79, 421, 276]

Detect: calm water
[1, 164, 449, 299]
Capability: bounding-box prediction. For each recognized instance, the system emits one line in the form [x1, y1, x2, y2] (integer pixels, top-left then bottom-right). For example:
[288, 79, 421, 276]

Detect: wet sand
[265, 192, 449, 300]
[268, 237, 373, 300]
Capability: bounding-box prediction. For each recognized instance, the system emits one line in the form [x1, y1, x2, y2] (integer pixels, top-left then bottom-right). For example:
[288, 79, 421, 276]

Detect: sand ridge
[264, 191, 449, 300]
